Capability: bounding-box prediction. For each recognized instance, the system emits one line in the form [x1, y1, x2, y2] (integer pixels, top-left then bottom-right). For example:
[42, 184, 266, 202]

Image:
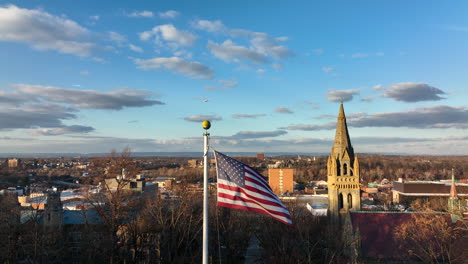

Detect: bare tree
[394, 205, 467, 264]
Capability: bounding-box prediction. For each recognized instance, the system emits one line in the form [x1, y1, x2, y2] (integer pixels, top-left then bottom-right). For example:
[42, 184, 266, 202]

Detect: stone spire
[332, 103, 354, 159]
[448, 168, 460, 214]
[450, 168, 458, 198]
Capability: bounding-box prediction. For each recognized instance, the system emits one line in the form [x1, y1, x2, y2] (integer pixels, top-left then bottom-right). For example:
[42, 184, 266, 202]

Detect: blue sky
[0, 0, 467, 154]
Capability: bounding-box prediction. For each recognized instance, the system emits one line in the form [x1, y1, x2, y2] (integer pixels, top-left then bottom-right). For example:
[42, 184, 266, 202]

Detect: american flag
[214, 151, 292, 225]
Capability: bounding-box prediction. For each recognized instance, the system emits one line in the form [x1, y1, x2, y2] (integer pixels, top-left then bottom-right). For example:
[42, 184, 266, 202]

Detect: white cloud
[208, 40, 269, 64]
[184, 115, 222, 122]
[134, 57, 214, 79]
[313, 48, 324, 55]
[0, 103, 79, 130]
[351, 52, 368, 58]
[327, 89, 360, 102]
[322, 67, 333, 73]
[284, 105, 468, 130]
[230, 130, 287, 139]
[303, 101, 320, 109]
[276, 36, 288, 42]
[109, 31, 127, 44]
[0, 5, 96, 57]
[194, 19, 294, 64]
[272, 63, 284, 70]
[140, 24, 197, 47]
[275, 107, 293, 114]
[232, 113, 267, 119]
[218, 79, 238, 88]
[383, 82, 446, 102]
[173, 49, 192, 59]
[129, 44, 143, 53]
[372, 84, 384, 91]
[12, 84, 164, 110]
[361, 97, 374, 102]
[203, 86, 224, 91]
[248, 32, 294, 60]
[28, 125, 95, 136]
[92, 57, 107, 63]
[192, 19, 227, 33]
[80, 70, 90, 76]
[128, 10, 154, 18]
[257, 69, 266, 74]
[0, 83, 165, 135]
[350, 105, 468, 129]
[159, 10, 179, 19]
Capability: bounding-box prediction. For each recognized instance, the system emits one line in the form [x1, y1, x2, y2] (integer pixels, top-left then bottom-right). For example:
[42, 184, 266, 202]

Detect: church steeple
[332, 103, 354, 160]
[327, 103, 361, 226]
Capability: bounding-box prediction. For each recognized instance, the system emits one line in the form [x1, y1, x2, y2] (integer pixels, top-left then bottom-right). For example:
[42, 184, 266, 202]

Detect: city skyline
[1, 0, 467, 155]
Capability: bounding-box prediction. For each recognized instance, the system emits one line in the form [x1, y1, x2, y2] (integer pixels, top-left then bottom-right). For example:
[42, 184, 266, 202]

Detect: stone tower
[327, 103, 361, 225]
[44, 190, 63, 227]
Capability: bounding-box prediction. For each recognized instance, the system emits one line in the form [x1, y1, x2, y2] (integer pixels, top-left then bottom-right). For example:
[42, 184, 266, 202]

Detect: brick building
[268, 168, 294, 195]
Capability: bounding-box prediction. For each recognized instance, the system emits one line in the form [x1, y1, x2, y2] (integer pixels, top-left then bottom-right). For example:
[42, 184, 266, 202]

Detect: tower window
[348, 193, 353, 209]
[338, 193, 344, 209]
[343, 163, 348, 175]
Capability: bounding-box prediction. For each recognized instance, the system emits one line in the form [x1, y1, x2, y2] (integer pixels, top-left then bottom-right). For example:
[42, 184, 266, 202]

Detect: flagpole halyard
[202, 120, 211, 264]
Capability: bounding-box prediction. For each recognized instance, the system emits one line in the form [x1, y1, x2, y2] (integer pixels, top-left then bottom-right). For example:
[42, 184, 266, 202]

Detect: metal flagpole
[202, 120, 211, 264]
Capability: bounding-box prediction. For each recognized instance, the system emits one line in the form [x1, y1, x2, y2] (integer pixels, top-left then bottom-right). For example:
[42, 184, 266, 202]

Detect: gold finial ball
[202, 120, 211, 130]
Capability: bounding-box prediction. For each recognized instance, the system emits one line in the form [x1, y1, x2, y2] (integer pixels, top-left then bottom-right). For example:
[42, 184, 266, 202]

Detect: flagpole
[202, 120, 211, 264]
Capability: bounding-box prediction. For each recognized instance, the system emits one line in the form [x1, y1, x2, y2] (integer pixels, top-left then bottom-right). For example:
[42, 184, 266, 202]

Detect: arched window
[343, 163, 348, 175]
[338, 193, 344, 209]
[348, 193, 353, 209]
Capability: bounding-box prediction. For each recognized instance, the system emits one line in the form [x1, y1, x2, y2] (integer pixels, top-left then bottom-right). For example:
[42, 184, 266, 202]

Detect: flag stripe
[218, 183, 290, 213]
[214, 151, 292, 225]
[217, 192, 291, 219]
[245, 166, 272, 190]
[245, 171, 275, 195]
[218, 180, 284, 208]
[219, 178, 284, 207]
[217, 200, 292, 225]
[244, 177, 281, 202]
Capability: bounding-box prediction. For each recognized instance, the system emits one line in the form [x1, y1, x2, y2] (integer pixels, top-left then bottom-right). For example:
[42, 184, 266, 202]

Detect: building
[268, 168, 294, 195]
[44, 190, 63, 227]
[327, 103, 361, 225]
[104, 176, 146, 192]
[256, 153, 265, 161]
[7, 158, 19, 168]
[187, 159, 200, 168]
[153, 176, 176, 189]
[392, 180, 468, 204]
